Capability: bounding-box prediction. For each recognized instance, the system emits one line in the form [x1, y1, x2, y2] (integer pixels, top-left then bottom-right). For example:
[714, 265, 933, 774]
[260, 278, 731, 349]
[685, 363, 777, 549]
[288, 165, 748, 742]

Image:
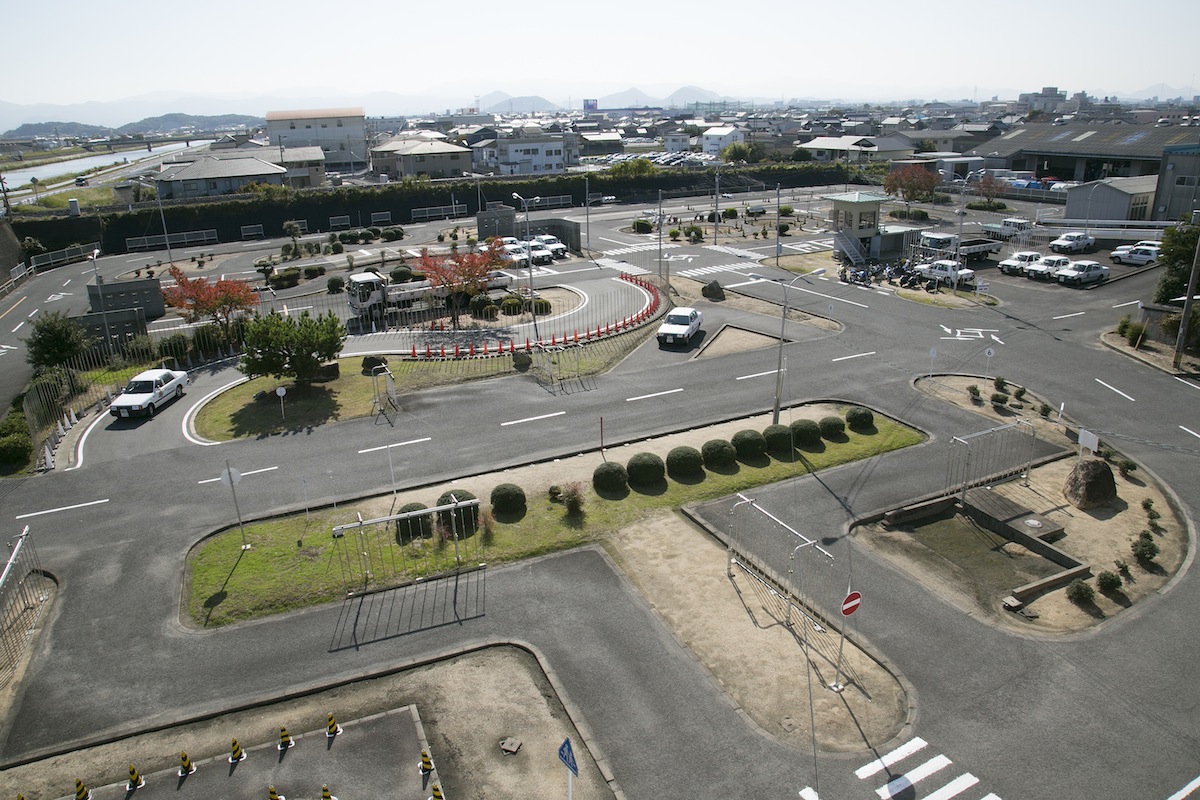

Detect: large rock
[1063, 457, 1117, 510]
[701, 280, 725, 300]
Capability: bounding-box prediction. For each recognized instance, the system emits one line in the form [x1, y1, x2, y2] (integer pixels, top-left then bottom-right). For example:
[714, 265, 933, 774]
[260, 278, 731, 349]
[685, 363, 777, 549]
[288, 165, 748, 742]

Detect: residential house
[370, 139, 472, 179]
[265, 108, 368, 171]
[153, 156, 285, 200]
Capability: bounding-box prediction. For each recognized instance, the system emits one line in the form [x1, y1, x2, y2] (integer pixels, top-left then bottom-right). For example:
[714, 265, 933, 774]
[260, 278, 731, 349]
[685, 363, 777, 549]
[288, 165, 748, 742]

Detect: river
[0, 142, 207, 187]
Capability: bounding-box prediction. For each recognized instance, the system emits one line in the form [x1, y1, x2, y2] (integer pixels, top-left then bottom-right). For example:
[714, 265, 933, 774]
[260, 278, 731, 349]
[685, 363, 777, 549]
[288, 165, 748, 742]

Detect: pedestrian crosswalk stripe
[703, 244, 760, 258]
[676, 263, 750, 278]
[602, 242, 680, 256]
[876, 754, 951, 799]
[855, 737, 927, 779]
[595, 258, 650, 275]
[922, 773, 980, 800]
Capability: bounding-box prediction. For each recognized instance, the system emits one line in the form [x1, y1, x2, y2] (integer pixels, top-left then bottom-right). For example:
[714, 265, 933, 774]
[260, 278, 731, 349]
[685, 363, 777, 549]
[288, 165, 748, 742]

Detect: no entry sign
[841, 591, 862, 616]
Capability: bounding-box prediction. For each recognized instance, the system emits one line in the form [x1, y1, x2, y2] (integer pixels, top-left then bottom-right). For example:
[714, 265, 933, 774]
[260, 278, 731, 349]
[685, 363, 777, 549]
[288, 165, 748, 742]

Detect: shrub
[722, 207, 738, 220]
[269, 267, 302, 289]
[777, 223, 790, 235]
[501, 296, 524, 316]
[889, 208, 930, 221]
[469, 292, 495, 315]
[512, 350, 532, 369]
[1141, 498, 1154, 511]
[476, 304, 499, 320]
[527, 297, 552, 315]
[763, 424, 793, 453]
[0, 432, 32, 464]
[390, 266, 413, 283]
[818, 416, 846, 439]
[435, 489, 479, 532]
[701, 438, 737, 469]
[779, 205, 794, 217]
[789, 418, 822, 447]
[633, 219, 653, 234]
[548, 485, 562, 502]
[1039, 402, 1052, 417]
[361, 355, 387, 373]
[731, 429, 767, 459]
[1097, 571, 1123, 593]
[1132, 532, 1159, 563]
[395, 502, 431, 541]
[668, 229, 681, 241]
[1066, 578, 1095, 605]
[845, 406, 874, 430]
[1115, 458, 1137, 478]
[303, 265, 322, 280]
[627, 452, 666, 486]
[1124, 321, 1147, 346]
[0, 412, 28, 438]
[330, 241, 344, 254]
[490, 483, 527, 514]
[990, 392, 1010, 407]
[593, 461, 628, 493]
[993, 376, 1008, 392]
[327, 276, 345, 294]
[666, 446, 704, 477]
[1115, 315, 1131, 337]
[561, 481, 585, 514]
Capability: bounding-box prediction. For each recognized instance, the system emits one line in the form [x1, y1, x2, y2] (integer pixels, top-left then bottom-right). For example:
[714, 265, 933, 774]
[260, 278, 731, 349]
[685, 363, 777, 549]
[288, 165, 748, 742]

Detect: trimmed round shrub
[469, 292, 494, 315]
[818, 416, 846, 439]
[0, 432, 31, 465]
[845, 406, 874, 431]
[490, 483, 526, 514]
[763, 423, 793, 453]
[436, 489, 479, 532]
[501, 296, 524, 316]
[731, 429, 767, 459]
[627, 452, 666, 486]
[326, 276, 345, 294]
[1096, 571, 1123, 593]
[396, 502, 431, 541]
[1132, 532, 1159, 563]
[1066, 578, 1095, 605]
[633, 219, 653, 234]
[701, 438, 737, 469]
[789, 418, 821, 447]
[593, 461, 628, 493]
[666, 446, 703, 478]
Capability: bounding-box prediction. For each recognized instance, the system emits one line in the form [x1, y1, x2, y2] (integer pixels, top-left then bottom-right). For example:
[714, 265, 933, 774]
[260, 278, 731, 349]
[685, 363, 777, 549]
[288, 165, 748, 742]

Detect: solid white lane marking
[923, 773, 980, 800]
[876, 754, 952, 798]
[198, 465, 277, 484]
[736, 369, 779, 381]
[65, 412, 112, 471]
[501, 411, 566, 427]
[1095, 378, 1136, 401]
[832, 351, 876, 362]
[1181, 426, 1200, 440]
[1052, 311, 1085, 320]
[15, 498, 109, 520]
[1112, 299, 1141, 308]
[62, 279, 71, 287]
[855, 737, 928, 779]
[1167, 774, 1200, 799]
[358, 437, 431, 454]
[798, 788, 819, 800]
[182, 377, 250, 446]
[626, 388, 683, 402]
[11, 321, 23, 333]
[723, 278, 766, 288]
[1174, 377, 1200, 391]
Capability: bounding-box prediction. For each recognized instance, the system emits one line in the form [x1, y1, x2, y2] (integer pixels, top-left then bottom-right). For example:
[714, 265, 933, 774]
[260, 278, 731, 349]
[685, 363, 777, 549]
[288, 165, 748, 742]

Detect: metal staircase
[833, 229, 868, 266]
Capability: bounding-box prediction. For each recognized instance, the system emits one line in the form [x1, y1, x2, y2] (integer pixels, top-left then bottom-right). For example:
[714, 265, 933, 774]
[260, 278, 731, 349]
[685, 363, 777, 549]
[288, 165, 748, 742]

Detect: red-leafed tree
[883, 164, 940, 210]
[161, 266, 259, 347]
[414, 241, 505, 328]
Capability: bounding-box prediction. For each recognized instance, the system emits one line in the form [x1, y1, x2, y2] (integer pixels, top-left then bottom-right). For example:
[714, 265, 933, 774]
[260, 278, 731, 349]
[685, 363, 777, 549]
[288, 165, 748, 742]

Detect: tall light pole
[939, 168, 984, 263]
[89, 249, 113, 358]
[749, 269, 826, 424]
[713, 163, 721, 243]
[512, 192, 541, 342]
[136, 178, 174, 266]
[1083, 178, 1110, 237]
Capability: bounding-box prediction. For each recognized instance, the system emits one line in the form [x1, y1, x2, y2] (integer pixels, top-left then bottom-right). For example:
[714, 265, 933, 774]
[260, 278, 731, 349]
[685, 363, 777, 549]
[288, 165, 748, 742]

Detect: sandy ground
[3, 286, 1191, 799]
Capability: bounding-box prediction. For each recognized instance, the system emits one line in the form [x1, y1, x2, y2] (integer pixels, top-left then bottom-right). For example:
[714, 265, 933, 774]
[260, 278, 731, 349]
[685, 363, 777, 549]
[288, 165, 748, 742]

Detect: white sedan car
[109, 368, 189, 418]
[656, 307, 703, 347]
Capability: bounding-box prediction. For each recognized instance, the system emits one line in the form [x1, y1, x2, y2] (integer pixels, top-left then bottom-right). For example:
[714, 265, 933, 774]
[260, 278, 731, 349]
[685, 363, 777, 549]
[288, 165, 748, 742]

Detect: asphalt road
[2, 193, 1199, 799]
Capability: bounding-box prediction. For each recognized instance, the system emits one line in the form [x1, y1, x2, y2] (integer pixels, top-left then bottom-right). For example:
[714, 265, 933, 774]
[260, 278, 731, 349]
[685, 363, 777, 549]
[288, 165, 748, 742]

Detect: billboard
[583, 99, 598, 112]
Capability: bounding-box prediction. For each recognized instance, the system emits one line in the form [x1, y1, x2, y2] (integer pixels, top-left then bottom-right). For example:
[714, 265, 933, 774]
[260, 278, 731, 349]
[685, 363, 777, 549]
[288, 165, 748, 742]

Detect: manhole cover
[1023, 519, 1043, 528]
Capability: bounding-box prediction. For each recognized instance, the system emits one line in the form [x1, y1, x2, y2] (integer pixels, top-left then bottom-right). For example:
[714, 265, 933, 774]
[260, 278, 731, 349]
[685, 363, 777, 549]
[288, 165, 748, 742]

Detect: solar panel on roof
[1050, 132, 1071, 141]
[1120, 132, 1148, 145]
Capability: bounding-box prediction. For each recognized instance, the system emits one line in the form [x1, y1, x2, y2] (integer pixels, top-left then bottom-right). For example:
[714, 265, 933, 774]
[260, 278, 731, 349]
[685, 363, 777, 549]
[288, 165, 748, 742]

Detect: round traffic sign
[841, 591, 862, 616]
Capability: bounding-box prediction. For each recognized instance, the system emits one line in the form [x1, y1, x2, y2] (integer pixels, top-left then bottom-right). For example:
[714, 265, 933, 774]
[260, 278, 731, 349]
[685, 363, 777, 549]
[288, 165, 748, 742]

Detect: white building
[265, 108, 368, 171]
[701, 126, 745, 156]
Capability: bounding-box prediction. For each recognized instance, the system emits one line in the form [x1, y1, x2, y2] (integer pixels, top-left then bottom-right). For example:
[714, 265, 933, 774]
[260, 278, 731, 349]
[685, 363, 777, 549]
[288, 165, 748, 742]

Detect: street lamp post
[512, 192, 542, 342]
[749, 269, 827, 424]
[135, 178, 174, 266]
[939, 168, 985, 264]
[89, 249, 113, 358]
[1083, 179, 1110, 237]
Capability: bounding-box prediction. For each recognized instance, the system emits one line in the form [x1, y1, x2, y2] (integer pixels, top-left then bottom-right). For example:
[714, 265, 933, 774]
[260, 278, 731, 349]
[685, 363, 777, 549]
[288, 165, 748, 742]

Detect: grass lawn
[186, 418, 924, 626]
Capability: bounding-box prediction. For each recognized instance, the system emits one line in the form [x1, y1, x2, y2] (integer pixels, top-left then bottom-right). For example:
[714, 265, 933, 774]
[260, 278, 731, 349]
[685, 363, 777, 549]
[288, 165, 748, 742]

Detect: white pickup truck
[914, 259, 976, 286]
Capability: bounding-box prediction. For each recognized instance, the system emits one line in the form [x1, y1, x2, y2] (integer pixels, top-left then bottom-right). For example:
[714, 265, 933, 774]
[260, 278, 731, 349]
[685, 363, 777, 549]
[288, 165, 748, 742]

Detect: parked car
[109, 368, 189, 418]
[500, 244, 529, 267]
[656, 307, 702, 347]
[998, 251, 1043, 276]
[1111, 240, 1160, 257]
[523, 241, 554, 266]
[1049, 231, 1095, 254]
[533, 234, 568, 259]
[74, 177, 89, 186]
[1056, 260, 1110, 286]
[1111, 246, 1159, 266]
[1025, 255, 1072, 280]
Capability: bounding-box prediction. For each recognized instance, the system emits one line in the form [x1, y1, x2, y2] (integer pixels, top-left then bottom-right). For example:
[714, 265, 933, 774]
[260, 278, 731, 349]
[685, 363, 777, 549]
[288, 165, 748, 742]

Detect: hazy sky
[7, 0, 1198, 110]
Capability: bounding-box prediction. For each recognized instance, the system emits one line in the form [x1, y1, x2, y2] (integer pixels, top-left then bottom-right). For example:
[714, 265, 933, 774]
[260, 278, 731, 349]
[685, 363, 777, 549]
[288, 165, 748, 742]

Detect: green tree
[790, 148, 813, 162]
[1153, 221, 1199, 305]
[239, 310, 346, 385]
[24, 310, 92, 370]
[721, 142, 751, 163]
[608, 158, 656, 179]
[283, 220, 302, 259]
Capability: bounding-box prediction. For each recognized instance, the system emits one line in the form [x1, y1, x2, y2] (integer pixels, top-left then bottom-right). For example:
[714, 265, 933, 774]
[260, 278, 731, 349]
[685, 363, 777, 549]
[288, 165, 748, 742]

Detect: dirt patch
[1100, 330, 1200, 377]
[862, 375, 1190, 634]
[698, 326, 778, 358]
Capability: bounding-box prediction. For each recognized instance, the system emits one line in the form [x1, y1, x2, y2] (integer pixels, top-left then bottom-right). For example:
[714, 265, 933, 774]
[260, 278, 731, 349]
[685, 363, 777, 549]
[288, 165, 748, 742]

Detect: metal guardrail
[411, 204, 469, 223]
[126, 230, 217, 251]
[29, 242, 101, 272]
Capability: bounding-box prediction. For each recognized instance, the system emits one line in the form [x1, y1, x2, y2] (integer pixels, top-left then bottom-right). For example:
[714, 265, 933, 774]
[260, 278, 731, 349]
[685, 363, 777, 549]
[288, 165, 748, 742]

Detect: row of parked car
[496, 235, 569, 268]
[998, 251, 1111, 285]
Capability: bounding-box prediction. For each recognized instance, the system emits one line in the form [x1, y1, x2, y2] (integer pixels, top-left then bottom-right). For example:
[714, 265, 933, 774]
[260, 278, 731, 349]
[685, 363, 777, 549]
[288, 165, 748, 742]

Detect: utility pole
[1172, 216, 1200, 369]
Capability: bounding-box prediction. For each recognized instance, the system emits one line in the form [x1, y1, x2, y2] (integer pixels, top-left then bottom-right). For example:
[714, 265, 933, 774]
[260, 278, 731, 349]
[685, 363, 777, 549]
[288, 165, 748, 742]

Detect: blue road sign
[558, 737, 579, 777]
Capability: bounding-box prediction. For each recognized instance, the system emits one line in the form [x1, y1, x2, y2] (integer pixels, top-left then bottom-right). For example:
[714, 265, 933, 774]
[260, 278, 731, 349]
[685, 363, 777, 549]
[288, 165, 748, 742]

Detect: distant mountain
[1125, 83, 1199, 101]
[114, 113, 262, 135]
[3, 120, 112, 138]
[598, 88, 661, 109]
[661, 86, 724, 107]
[481, 95, 559, 114]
